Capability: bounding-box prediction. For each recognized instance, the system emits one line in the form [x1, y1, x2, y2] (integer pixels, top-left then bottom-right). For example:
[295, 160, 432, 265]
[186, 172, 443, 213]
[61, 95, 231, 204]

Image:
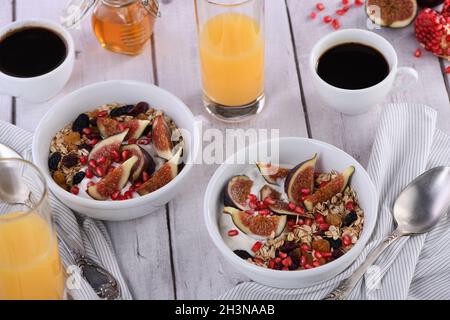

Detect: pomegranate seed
[314, 251, 323, 259]
[257, 201, 268, 209]
[247, 194, 258, 202]
[346, 201, 354, 211]
[316, 3, 325, 11]
[288, 202, 296, 211]
[414, 48, 422, 58]
[300, 256, 307, 266]
[301, 188, 310, 196]
[268, 259, 276, 269]
[88, 159, 97, 168]
[336, 9, 346, 16]
[309, 11, 317, 19]
[282, 267, 289, 271]
[111, 191, 121, 201]
[263, 196, 276, 205]
[249, 201, 258, 210]
[82, 128, 92, 135]
[323, 15, 332, 23]
[133, 182, 142, 189]
[142, 171, 150, 182]
[319, 223, 330, 231]
[228, 229, 239, 237]
[259, 209, 271, 216]
[87, 139, 99, 146]
[96, 167, 106, 177]
[354, 0, 364, 6]
[124, 191, 133, 199]
[118, 195, 126, 201]
[85, 168, 94, 179]
[118, 123, 128, 132]
[138, 138, 150, 145]
[297, 218, 305, 226]
[342, 4, 351, 11]
[315, 213, 325, 223]
[128, 138, 137, 145]
[321, 252, 332, 258]
[70, 186, 80, 195]
[332, 19, 341, 30]
[305, 218, 313, 226]
[282, 257, 293, 267]
[111, 150, 120, 162]
[97, 111, 108, 118]
[313, 261, 321, 268]
[342, 0, 349, 4]
[97, 156, 107, 165]
[80, 155, 88, 165]
[251, 241, 263, 253]
[343, 234, 352, 246]
[122, 150, 131, 161]
[304, 264, 313, 269]
[445, 66, 450, 74]
[295, 206, 305, 215]
[87, 181, 95, 188]
[300, 243, 310, 252]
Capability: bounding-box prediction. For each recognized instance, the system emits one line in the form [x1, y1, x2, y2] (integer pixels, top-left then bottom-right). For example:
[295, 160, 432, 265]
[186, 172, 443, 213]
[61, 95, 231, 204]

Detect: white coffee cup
[0, 19, 74, 103]
[310, 29, 418, 115]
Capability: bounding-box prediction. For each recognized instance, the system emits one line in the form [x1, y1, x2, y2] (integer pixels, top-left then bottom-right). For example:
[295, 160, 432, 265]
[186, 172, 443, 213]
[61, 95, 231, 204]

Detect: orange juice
[0, 212, 65, 300]
[199, 12, 265, 107]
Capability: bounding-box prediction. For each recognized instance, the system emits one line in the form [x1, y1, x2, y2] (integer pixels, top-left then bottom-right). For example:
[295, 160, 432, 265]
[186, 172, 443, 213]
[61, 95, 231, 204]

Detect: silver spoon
[0, 143, 121, 300]
[325, 166, 450, 300]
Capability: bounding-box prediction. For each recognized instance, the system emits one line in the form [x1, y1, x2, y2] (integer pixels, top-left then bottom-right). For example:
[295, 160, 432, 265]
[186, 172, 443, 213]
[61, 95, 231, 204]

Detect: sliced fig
[259, 184, 311, 216]
[152, 115, 174, 160]
[366, 0, 418, 28]
[256, 162, 290, 185]
[137, 147, 182, 196]
[121, 144, 156, 182]
[97, 117, 150, 140]
[224, 175, 253, 210]
[89, 130, 128, 175]
[223, 207, 286, 238]
[304, 166, 355, 211]
[285, 154, 317, 204]
[259, 185, 281, 200]
[87, 156, 138, 200]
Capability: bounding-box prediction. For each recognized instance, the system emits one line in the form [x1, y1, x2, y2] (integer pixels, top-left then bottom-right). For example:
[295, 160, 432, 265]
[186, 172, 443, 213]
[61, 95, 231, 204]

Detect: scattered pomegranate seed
[354, 0, 364, 6]
[414, 48, 422, 58]
[297, 218, 305, 226]
[282, 257, 293, 267]
[142, 171, 150, 182]
[257, 200, 267, 209]
[228, 229, 239, 237]
[137, 138, 151, 145]
[259, 209, 271, 216]
[133, 182, 142, 189]
[278, 252, 288, 259]
[304, 264, 313, 269]
[85, 168, 94, 179]
[332, 19, 341, 30]
[315, 213, 325, 223]
[128, 138, 137, 145]
[268, 259, 276, 269]
[323, 15, 332, 23]
[88, 159, 97, 168]
[263, 196, 276, 205]
[300, 243, 310, 252]
[316, 3, 325, 11]
[346, 201, 354, 211]
[309, 11, 317, 19]
[87, 181, 95, 188]
[251, 241, 263, 253]
[295, 206, 305, 215]
[111, 191, 121, 201]
[336, 9, 346, 16]
[321, 252, 332, 258]
[111, 150, 120, 162]
[87, 139, 99, 146]
[97, 156, 107, 165]
[118, 195, 126, 201]
[288, 202, 296, 211]
[82, 127, 92, 135]
[319, 223, 330, 231]
[70, 186, 80, 195]
[80, 155, 88, 165]
[247, 194, 258, 202]
[342, 0, 349, 4]
[301, 188, 310, 196]
[300, 256, 307, 266]
[314, 251, 323, 259]
[313, 261, 321, 268]
[305, 218, 313, 226]
[287, 220, 296, 230]
[96, 167, 106, 177]
[122, 150, 131, 161]
[445, 66, 450, 74]
[343, 234, 352, 246]
[124, 191, 133, 199]
[249, 201, 258, 210]
[97, 111, 108, 118]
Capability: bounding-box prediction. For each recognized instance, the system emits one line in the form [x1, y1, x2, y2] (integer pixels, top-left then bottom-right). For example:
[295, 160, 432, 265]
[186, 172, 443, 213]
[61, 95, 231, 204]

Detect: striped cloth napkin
[221, 103, 450, 300]
[0, 120, 132, 300]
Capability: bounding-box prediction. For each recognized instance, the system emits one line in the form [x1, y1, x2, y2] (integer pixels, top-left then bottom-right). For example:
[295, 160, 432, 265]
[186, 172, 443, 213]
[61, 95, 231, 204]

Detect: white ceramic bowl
[204, 137, 378, 288]
[33, 80, 200, 221]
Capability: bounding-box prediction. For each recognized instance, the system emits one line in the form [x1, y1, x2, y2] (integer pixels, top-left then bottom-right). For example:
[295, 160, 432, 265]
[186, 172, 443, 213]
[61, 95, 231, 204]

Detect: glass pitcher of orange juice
[195, 0, 265, 122]
[0, 159, 65, 300]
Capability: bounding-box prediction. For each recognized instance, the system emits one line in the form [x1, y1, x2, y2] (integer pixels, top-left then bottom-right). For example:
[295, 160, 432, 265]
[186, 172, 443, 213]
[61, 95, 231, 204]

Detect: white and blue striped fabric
[220, 103, 450, 300]
[0, 121, 132, 300]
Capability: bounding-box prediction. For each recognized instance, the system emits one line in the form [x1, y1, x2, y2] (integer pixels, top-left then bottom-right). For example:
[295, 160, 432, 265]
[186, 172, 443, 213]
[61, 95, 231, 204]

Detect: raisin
[79, 143, 93, 152]
[89, 118, 97, 127]
[128, 102, 149, 116]
[62, 153, 79, 168]
[326, 237, 342, 250]
[110, 105, 132, 117]
[312, 239, 331, 252]
[72, 114, 90, 133]
[72, 171, 86, 185]
[233, 250, 253, 260]
[343, 211, 358, 227]
[280, 241, 298, 253]
[332, 248, 345, 259]
[48, 152, 62, 171]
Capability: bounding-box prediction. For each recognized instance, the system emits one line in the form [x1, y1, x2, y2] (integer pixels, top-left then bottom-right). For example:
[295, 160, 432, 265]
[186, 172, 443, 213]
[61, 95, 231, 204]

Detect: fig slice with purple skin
[87, 156, 138, 201]
[121, 144, 156, 182]
[89, 130, 128, 175]
[223, 207, 286, 238]
[97, 117, 150, 140]
[304, 166, 355, 211]
[285, 154, 317, 205]
[152, 115, 173, 160]
[366, 0, 418, 28]
[256, 162, 290, 185]
[224, 175, 253, 210]
[137, 147, 182, 196]
[260, 185, 312, 217]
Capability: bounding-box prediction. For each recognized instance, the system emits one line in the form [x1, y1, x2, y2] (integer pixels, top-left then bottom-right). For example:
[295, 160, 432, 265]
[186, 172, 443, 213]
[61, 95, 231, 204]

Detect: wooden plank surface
[286, 0, 450, 167]
[0, 0, 12, 123]
[153, 0, 308, 299]
[13, 0, 174, 300]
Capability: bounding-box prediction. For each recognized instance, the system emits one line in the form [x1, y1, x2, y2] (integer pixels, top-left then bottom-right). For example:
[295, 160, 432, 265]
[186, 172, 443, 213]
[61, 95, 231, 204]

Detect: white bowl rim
[32, 80, 200, 209]
[204, 137, 378, 280]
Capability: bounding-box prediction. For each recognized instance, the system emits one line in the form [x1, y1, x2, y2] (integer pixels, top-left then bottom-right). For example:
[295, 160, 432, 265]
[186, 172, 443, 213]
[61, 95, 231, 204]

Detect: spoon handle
[324, 229, 403, 300]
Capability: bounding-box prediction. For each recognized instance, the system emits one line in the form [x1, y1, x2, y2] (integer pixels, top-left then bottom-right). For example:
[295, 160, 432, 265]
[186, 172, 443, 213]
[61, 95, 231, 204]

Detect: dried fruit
[48, 152, 61, 171]
[120, 144, 156, 181]
[109, 105, 133, 117]
[284, 154, 317, 204]
[415, 7, 450, 59]
[224, 175, 254, 210]
[325, 214, 342, 227]
[256, 162, 290, 185]
[312, 239, 331, 252]
[62, 153, 79, 168]
[53, 170, 67, 189]
[152, 115, 174, 160]
[127, 102, 150, 116]
[417, 0, 444, 7]
[304, 166, 355, 211]
[343, 211, 358, 226]
[72, 113, 90, 133]
[326, 237, 342, 249]
[234, 250, 253, 260]
[366, 0, 418, 28]
[72, 171, 86, 185]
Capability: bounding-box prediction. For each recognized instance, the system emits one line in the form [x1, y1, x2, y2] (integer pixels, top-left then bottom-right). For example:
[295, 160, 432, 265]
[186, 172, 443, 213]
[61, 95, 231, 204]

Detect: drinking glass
[0, 159, 65, 300]
[195, 0, 265, 122]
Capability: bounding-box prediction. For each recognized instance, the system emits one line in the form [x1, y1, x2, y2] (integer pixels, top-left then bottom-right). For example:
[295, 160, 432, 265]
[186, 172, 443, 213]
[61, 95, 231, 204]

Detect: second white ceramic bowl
[204, 137, 378, 288]
[33, 80, 200, 221]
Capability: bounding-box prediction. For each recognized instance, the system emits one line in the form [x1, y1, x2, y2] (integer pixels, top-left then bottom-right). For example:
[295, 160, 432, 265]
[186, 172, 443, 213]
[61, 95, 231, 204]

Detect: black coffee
[0, 27, 67, 78]
[317, 42, 389, 90]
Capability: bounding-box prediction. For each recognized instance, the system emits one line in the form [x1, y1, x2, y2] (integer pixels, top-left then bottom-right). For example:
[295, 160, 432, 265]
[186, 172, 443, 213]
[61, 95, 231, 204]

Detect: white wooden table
[1, 0, 450, 299]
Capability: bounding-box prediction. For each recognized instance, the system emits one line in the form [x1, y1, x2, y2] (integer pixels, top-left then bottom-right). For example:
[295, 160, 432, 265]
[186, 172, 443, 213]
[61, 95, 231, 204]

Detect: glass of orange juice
[0, 159, 65, 300]
[195, 0, 265, 122]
